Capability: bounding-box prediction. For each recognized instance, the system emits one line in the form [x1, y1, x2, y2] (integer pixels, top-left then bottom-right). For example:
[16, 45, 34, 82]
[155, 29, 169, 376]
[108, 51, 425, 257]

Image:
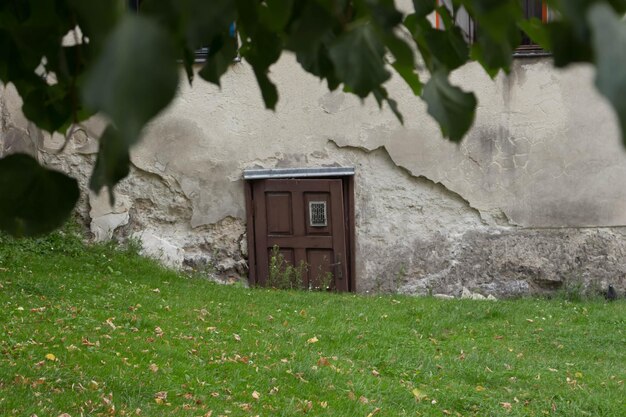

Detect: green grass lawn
[0, 230, 624, 416]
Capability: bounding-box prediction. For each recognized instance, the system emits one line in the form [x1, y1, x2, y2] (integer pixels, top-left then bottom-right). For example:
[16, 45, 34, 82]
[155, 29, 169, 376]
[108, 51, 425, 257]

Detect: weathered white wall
[2, 49, 626, 296]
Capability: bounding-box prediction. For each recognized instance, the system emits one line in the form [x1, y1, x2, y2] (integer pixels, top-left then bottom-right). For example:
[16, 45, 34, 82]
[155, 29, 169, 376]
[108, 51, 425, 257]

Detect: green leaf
[295, 44, 341, 91]
[385, 33, 422, 95]
[518, 17, 551, 51]
[176, 0, 237, 58]
[364, 0, 403, 29]
[285, 0, 334, 50]
[89, 125, 130, 203]
[198, 34, 238, 86]
[259, 0, 294, 31]
[460, 0, 520, 74]
[373, 86, 404, 124]
[412, 0, 436, 18]
[422, 70, 477, 142]
[545, 21, 593, 67]
[253, 68, 279, 110]
[82, 15, 179, 145]
[0, 153, 79, 237]
[470, 33, 514, 77]
[67, 0, 124, 50]
[328, 22, 390, 98]
[588, 3, 626, 146]
[404, 12, 468, 73]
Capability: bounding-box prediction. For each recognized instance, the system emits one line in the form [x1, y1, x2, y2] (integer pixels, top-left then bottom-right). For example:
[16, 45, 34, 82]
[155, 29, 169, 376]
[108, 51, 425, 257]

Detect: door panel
[307, 249, 334, 290]
[266, 193, 292, 234]
[252, 179, 348, 291]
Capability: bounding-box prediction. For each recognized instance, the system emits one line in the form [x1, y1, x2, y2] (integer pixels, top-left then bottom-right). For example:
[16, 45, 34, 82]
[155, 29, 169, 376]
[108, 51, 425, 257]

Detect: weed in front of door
[268, 245, 307, 289]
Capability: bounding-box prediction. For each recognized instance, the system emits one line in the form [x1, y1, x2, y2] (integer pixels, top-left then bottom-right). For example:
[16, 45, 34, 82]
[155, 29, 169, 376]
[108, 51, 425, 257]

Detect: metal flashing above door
[243, 166, 355, 180]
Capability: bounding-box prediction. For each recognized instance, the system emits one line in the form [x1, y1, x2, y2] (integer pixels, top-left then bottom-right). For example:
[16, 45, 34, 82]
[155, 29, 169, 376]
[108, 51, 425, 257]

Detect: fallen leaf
[320, 401, 328, 408]
[412, 388, 426, 401]
[82, 338, 99, 347]
[306, 336, 319, 344]
[359, 395, 369, 404]
[45, 353, 57, 361]
[57, 414, 72, 417]
[154, 327, 164, 337]
[366, 407, 381, 417]
[105, 318, 116, 330]
[252, 390, 260, 400]
[317, 357, 331, 367]
[475, 385, 486, 392]
[371, 369, 380, 377]
[152, 288, 160, 293]
[149, 363, 159, 373]
[233, 334, 241, 342]
[500, 402, 512, 410]
[154, 391, 167, 404]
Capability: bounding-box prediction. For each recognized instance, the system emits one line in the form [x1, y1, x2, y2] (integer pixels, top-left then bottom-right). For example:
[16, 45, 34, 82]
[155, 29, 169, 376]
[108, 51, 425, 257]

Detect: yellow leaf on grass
[307, 336, 319, 344]
[154, 391, 167, 405]
[412, 388, 426, 401]
[252, 390, 260, 400]
[366, 407, 381, 417]
[475, 385, 486, 392]
[45, 353, 56, 361]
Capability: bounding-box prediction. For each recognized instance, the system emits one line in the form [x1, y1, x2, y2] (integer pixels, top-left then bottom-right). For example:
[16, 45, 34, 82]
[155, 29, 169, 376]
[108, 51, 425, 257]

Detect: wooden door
[252, 179, 349, 291]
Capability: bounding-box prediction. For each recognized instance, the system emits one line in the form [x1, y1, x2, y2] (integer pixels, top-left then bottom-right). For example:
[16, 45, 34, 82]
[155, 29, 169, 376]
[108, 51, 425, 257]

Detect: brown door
[252, 179, 349, 291]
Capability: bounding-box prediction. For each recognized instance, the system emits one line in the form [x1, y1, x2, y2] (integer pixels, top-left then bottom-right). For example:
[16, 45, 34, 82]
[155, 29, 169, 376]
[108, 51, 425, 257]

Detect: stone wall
[1, 49, 626, 297]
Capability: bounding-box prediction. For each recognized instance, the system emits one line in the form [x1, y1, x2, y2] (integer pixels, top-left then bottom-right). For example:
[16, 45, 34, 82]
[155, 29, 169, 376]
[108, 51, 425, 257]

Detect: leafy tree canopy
[1, 0, 625, 236]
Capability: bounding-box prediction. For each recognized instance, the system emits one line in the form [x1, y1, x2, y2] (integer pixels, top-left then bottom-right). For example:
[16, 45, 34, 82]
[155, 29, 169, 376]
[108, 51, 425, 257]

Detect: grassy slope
[0, 232, 624, 416]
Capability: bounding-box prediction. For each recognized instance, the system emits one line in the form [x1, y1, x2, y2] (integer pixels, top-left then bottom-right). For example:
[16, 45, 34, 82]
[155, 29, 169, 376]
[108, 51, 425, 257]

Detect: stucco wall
[2, 50, 626, 297]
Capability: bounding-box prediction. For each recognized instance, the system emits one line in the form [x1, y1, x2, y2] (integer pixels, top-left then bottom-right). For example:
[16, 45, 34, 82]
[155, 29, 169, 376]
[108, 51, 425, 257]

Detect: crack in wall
[327, 138, 492, 226]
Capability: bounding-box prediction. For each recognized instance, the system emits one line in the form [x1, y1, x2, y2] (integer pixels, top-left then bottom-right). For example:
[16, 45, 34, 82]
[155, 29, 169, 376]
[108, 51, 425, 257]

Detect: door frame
[243, 167, 356, 292]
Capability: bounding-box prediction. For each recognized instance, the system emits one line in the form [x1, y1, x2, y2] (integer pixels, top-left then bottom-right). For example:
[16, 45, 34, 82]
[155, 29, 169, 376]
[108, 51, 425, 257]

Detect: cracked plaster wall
[2, 47, 626, 296]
